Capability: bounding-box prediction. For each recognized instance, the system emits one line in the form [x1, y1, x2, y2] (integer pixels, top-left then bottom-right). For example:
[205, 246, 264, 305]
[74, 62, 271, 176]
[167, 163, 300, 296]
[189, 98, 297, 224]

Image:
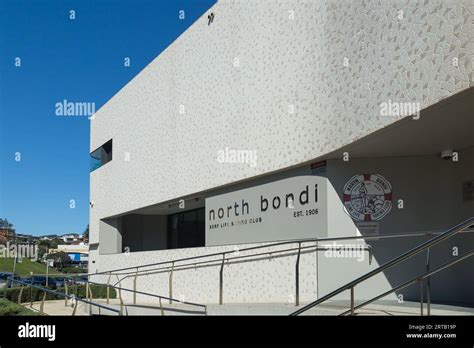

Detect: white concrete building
[89, 0, 473, 310]
[60, 234, 82, 243]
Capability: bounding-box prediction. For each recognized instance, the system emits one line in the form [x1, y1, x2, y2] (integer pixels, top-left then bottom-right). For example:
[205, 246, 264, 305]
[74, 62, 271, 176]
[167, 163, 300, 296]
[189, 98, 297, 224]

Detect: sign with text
[205, 176, 328, 246]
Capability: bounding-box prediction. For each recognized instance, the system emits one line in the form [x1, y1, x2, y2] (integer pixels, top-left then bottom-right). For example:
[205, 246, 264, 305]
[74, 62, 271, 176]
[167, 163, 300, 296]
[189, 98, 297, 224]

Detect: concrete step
[87, 299, 474, 316]
[23, 299, 474, 316]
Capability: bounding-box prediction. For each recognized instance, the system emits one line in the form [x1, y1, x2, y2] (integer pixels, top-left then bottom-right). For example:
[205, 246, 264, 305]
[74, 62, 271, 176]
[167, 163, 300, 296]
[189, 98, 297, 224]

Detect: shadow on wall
[322, 151, 474, 308]
[365, 232, 474, 308]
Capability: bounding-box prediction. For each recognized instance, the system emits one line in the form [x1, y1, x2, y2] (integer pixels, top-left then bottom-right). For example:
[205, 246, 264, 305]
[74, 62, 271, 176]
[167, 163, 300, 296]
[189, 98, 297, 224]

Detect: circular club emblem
[343, 174, 392, 222]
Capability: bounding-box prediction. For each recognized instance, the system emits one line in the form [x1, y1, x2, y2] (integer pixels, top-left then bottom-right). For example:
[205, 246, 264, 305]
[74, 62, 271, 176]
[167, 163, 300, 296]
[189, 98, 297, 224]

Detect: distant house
[15, 234, 38, 245]
[60, 234, 82, 243]
[48, 243, 89, 266]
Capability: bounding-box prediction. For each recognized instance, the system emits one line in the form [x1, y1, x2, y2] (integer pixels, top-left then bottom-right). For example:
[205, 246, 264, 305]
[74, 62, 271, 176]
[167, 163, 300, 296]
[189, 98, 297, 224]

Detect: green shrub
[0, 284, 116, 303]
[69, 284, 117, 299]
[60, 267, 87, 274]
[1, 286, 62, 302]
[0, 298, 39, 316]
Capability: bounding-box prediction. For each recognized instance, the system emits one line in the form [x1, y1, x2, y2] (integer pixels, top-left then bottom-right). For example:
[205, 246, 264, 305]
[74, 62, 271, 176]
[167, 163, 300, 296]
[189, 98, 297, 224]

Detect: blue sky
[0, 0, 216, 236]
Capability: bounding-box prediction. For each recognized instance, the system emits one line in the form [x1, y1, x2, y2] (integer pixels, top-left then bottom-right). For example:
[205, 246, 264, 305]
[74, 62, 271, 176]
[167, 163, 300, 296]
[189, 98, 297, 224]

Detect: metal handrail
[99, 244, 371, 307]
[91, 223, 471, 308]
[19, 220, 472, 311]
[290, 216, 474, 316]
[338, 250, 474, 316]
[7, 277, 121, 315]
[87, 280, 207, 313]
[97, 240, 368, 277]
[91, 227, 469, 278]
[28, 228, 472, 281]
[109, 244, 373, 284]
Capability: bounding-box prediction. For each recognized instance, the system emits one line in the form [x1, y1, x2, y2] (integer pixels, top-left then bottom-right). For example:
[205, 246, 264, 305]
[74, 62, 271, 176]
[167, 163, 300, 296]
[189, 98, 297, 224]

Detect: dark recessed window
[90, 139, 113, 172]
[167, 208, 205, 249]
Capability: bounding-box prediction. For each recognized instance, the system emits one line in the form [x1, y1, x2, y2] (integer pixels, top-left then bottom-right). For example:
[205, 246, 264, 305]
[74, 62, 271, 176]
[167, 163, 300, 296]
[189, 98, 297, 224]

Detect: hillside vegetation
[0, 258, 61, 276]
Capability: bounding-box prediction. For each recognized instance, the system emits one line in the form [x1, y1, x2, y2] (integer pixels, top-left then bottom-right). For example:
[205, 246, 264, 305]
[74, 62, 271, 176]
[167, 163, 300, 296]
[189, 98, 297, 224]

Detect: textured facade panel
[90, 242, 320, 304]
[90, 0, 473, 243]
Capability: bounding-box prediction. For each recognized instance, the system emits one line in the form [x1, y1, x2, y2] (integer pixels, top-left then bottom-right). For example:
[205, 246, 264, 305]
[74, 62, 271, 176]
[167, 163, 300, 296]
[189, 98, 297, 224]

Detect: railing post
[72, 298, 78, 316]
[74, 274, 77, 297]
[426, 248, 431, 316]
[30, 277, 33, 307]
[106, 273, 111, 305]
[350, 286, 355, 315]
[219, 254, 225, 305]
[64, 279, 68, 307]
[119, 296, 124, 316]
[29, 273, 33, 306]
[86, 282, 92, 315]
[40, 291, 46, 315]
[18, 285, 24, 304]
[295, 242, 301, 306]
[169, 262, 174, 305]
[159, 297, 164, 316]
[420, 280, 424, 316]
[116, 275, 124, 312]
[133, 268, 138, 305]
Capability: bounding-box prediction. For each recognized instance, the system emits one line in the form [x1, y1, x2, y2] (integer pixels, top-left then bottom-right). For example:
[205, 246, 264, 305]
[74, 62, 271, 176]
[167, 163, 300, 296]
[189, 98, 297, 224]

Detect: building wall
[98, 218, 122, 255]
[90, 148, 474, 305]
[56, 244, 89, 253]
[322, 147, 474, 305]
[90, 0, 473, 246]
[89, 0, 473, 306]
[327, 148, 474, 236]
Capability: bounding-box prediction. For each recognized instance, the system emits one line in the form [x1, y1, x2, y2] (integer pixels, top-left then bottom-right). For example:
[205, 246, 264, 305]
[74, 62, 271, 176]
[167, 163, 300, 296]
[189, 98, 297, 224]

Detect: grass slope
[0, 258, 61, 276]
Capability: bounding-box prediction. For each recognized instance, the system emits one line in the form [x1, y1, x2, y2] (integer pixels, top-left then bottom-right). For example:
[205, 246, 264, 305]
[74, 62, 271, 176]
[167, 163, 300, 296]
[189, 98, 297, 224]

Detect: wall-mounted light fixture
[208, 12, 215, 25]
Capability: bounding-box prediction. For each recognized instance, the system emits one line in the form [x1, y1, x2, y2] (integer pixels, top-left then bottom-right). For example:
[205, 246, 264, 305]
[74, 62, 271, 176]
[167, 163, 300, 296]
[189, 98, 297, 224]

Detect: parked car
[29, 275, 48, 287]
[48, 277, 71, 289]
[72, 275, 88, 285]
